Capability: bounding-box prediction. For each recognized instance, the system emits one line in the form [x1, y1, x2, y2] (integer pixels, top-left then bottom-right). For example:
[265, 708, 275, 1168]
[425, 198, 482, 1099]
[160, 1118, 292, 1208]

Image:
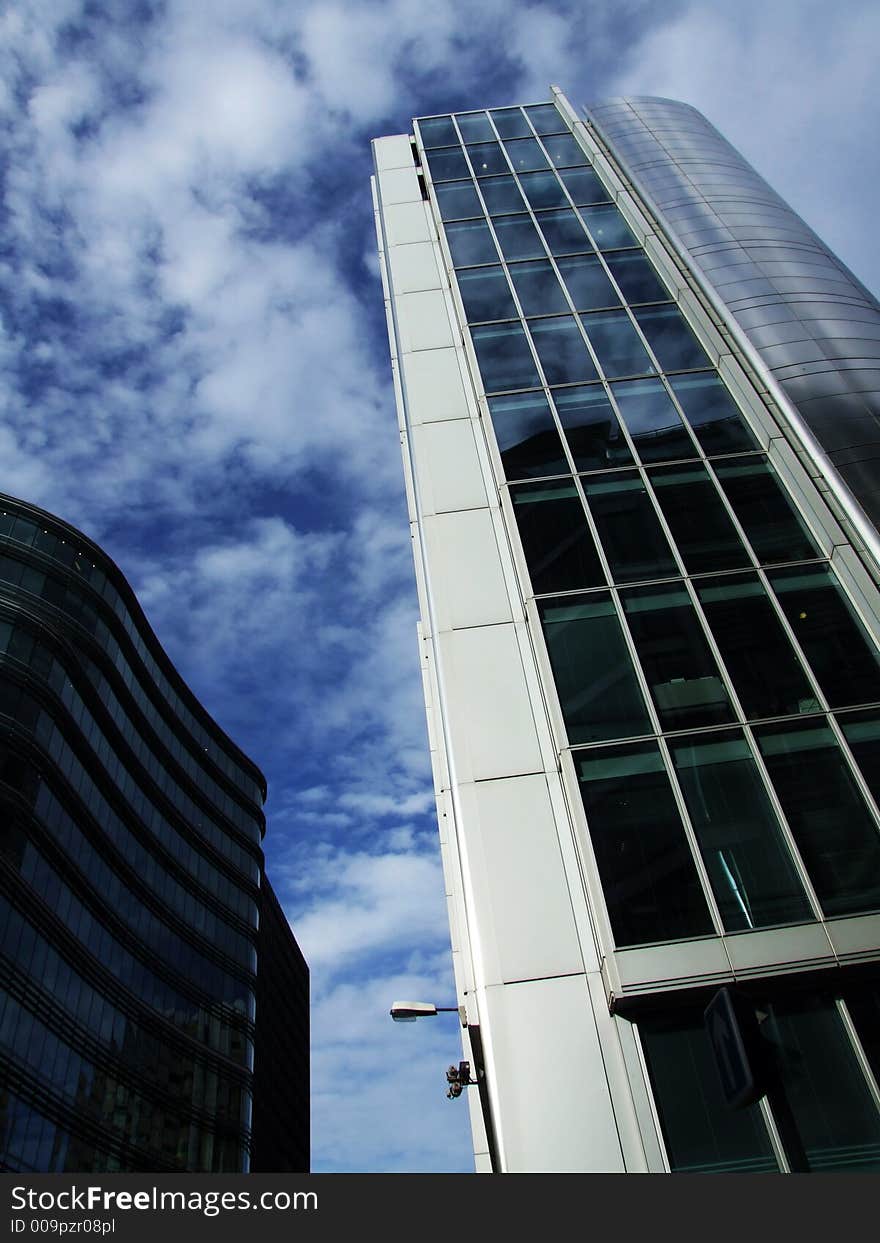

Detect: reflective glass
[714, 458, 819, 563]
[470, 322, 541, 393]
[508, 260, 569, 315]
[579, 204, 637, 250]
[695, 574, 820, 718]
[622, 582, 736, 730]
[418, 116, 458, 147]
[669, 373, 759, 456]
[480, 176, 526, 214]
[490, 108, 531, 139]
[635, 305, 710, 371]
[843, 980, 880, 1089]
[487, 393, 568, 480]
[605, 251, 670, 305]
[445, 219, 498, 267]
[524, 104, 566, 134]
[543, 133, 589, 168]
[580, 309, 654, 379]
[534, 208, 592, 256]
[553, 385, 632, 472]
[767, 565, 880, 707]
[671, 732, 812, 931]
[556, 255, 619, 311]
[560, 167, 611, 205]
[492, 214, 546, 261]
[538, 594, 651, 743]
[582, 472, 677, 582]
[425, 146, 470, 182]
[435, 180, 483, 221]
[577, 742, 714, 945]
[457, 266, 517, 323]
[510, 480, 604, 594]
[649, 463, 751, 573]
[756, 719, 880, 916]
[528, 316, 598, 385]
[519, 170, 569, 209]
[467, 141, 509, 177]
[838, 710, 880, 815]
[455, 112, 495, 143]
[502, 137, 550, 172]
[611, 378, 696, 462]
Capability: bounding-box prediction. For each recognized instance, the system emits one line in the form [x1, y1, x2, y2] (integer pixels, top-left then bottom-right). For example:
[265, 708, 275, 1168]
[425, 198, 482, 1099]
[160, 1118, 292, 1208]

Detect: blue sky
[1, 0, 879, 1173]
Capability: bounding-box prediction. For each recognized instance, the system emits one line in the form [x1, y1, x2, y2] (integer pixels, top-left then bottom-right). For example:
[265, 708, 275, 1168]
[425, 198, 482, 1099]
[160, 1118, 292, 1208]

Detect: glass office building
[0, 494, 308, 1172]
[372, 90, 880, 1172]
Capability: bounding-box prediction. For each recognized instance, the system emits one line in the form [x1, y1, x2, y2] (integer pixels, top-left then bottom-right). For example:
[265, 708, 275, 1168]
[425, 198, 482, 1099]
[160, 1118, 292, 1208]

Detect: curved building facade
[0, 494, 268, 1172]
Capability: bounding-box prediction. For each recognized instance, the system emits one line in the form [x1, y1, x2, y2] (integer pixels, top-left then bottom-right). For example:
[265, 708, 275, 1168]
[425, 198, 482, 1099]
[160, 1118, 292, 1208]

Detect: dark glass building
[0, 493, 308, 1172]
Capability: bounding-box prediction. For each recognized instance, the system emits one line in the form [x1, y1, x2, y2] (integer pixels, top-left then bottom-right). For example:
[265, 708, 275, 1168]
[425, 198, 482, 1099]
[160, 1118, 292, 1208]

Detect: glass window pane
[455, 112, 494, 143]
[580, 205, 637, 250]
[560, 167, 611, 205]
[492, 215, 546, 261]
[622, 582, 736, 730]
[508, 260, 569, 315]
[838, 710, 880, 817]
[556, 255, 619, 311]
[756, 719, 880, 916]
[487, 393, 569, 480]
[843, 979, 880, 1091]
[543, 134, 589, 168]
[470, 322, 541, 393]
[582, 472, 677, 583]
[519, 170, 569, 210]
[524, 104, 566, 134]
[695, 573, 821, 718]
[528, 316, 598, 386]
[502, 137, 550, 172]
[611, 378, 696, 463]
[490, 108, 531, 139]
[425, 146, 470, 182]
[635, 305, 710, 371]
[605, 251, 671, 305]
[510, 480, 604, 594]
[767, 565, 880, 707]
[534, 208, 592, 256]
[467, 140, 509, 177]
[580, 309, 654, 380]
[577, 742, 714, 944]
[417, 116, 458, 148]
[552, 384, 632, 472]
[671, 732, 813, 931]
[649, 463, 751, 573]
[480, 176, 526, 215]
[669, 373, 759, 456]
[714, 458, 819, 563]
[435, 180, 483, 221]
[639, 1008, 779, 1173]
[445, 219, 498, 267]
[538, 594, 651, 743]
[457, 265, 517, 323]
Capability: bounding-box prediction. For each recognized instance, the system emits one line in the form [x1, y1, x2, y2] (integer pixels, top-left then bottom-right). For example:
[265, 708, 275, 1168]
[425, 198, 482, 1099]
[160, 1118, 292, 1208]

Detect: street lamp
[389, 1000, 466, 1024]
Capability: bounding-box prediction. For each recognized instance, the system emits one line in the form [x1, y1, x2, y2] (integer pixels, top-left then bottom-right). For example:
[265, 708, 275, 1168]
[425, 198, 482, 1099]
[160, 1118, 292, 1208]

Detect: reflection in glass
[671, 732, 812, 931]
[577, 742, 714, 945]
[768, 565, 880, 708]
[756, 719, 880, 916]
[649, 463, 750, 573]
[605, 251, 670, 305]
[528, 317, 598, 386]
[435, 180, 483, 221]
[838, 710, 880, 817]
[487, 392, 568, 480]
[445, 219, 498, 267]
[519, 170, 569, 209]
[425, 146, 470, 182]
[580, 309, 654, 379]
[490, 108, 531, 139]
[543, 133, 589, 168]
[843, 979, 880, 1089]
[622, 582, 735, 730]
[457, 266, 517, 323]
[502, 138, 550, 172]
[455, 112, 495, 143]
[417, 115, 458, 147]
[538, 594, 651, 743]
[553, 385, 632, 472]
[524, 104, 566, 134]
[470, 322, 541, 393]
[669, 373, 758, 456]
[611, 378, 696, 462]
[467, 141, 509, 177]
[579, 205, 637, 250]
[635, 305, 710, 371]
[556, 255, 619, 311]
[695, 574, 820, 718]
[534, 209, 592, 256]
[714, 458, 819, 563]
[492, 214, 546, 261]
[559, 167, 611, 205]
[510, 480, 604, 594]
[582, 472, 677, 582]
[508, 260, 569, 315]
[480, 176, 526, 215]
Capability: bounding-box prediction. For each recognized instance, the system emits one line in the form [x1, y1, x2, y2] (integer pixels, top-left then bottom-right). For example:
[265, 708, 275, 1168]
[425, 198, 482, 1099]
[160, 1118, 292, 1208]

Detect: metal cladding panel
[587, 96, 880, 530]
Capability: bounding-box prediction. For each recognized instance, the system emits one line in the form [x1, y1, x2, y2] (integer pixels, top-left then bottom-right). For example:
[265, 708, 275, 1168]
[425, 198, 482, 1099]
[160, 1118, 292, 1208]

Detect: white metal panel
[424, 509, 513, 631]
[437, 623, 543, 783]
[400, 347, 471, 424]
[824, 912, 880, 962]
[723, 924, 835, 976]
[387, 241, 444, 295]
[383, 201, 434, 247]
[411, 419, 488, 516]
[377, 165, 421, 206]
[396, 289, 455, 352]
[611, 938, 730, 998]
[372, 133, 415, 172]
[483, 975, 626, 1172]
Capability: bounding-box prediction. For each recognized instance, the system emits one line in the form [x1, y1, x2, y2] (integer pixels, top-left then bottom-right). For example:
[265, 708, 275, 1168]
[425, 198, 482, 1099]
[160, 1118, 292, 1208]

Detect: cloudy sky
[2, 0, 878, 1173]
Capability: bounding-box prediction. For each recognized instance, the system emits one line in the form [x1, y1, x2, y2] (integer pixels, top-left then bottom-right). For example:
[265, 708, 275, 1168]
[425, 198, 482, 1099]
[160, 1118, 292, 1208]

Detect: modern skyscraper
[0, 493, 308, 1172]
[372, 89, 880, 1173]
